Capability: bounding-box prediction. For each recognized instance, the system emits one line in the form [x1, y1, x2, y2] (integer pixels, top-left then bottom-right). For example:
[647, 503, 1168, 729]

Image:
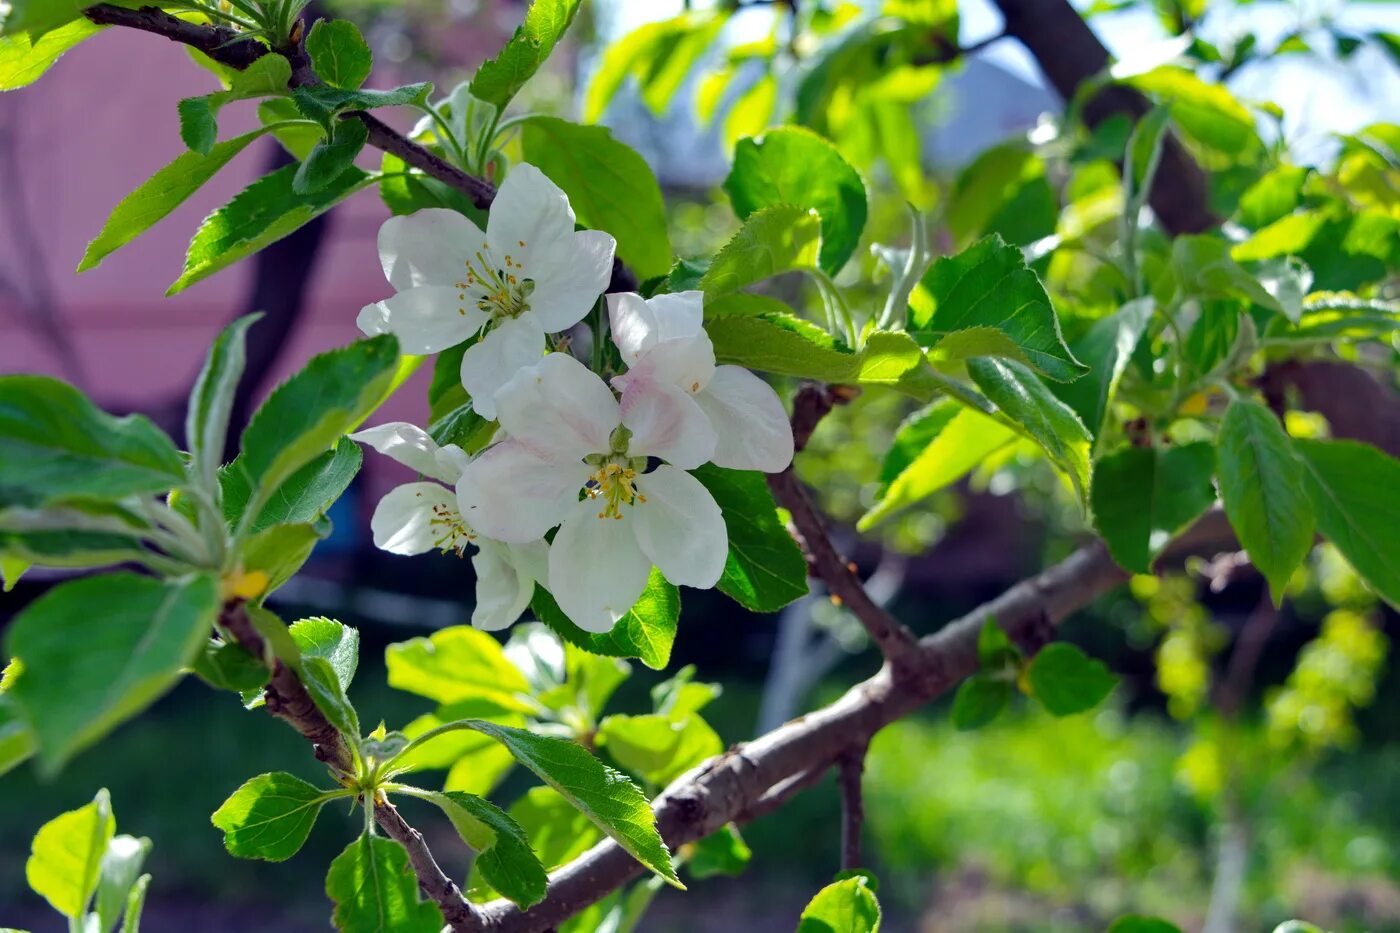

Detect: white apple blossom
[357, 164, 616, 419]
[608, 291, 794, 473]
[456, 353, 727, 633]
[348, 422, 549, 632]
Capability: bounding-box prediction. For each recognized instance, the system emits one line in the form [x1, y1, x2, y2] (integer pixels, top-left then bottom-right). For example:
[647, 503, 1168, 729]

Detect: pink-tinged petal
[459, 316, 546, 421]
[471, 539, 539, 631]
[612, 331, 716, 398]
[370, 482, 465, 556]
[456, 440, 589, 543]
[356, 286, 487, 355]
[548, 499, 652, 632]
[694, 366, 794, 472]
[607, 291, 704, 365]
[349, 422, 454, 482]
[632, 466, 727, 589]
[379, 209, 485, 290]
[620, 379, 717, 470]
[486, 164, 577, 276]
[527, 229, 616, 333]
[494, 353, 620, 461]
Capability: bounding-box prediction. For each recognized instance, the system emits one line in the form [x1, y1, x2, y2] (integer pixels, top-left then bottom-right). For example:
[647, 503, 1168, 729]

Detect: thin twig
[835, 743, 867, 871]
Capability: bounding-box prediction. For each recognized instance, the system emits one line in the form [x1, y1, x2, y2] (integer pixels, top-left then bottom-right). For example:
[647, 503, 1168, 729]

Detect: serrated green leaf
[422, 790, 548, 909]
[326, 834, 444, 933]
[1051, 297, 1154, 439]
[530, 570, 679, 670]
[1216, 400, 1315, 602]
[306, 18, 372, 90]
[599, 712, 721, 787]
[0, 17, 102, 90]
[290, 617, 359, 692]
[1091, 443, 1217, 574]
[25, 788, 113, 919]
[797, 875, 882, 933]
[386, 626, 536, 712]
[294, 116, 369, 194]
[725, 127, 868, 275]
[692, 464, 807, 613]
[1026, 643, 1118, 716]
[291, 82, 431, 131]
[212, 771, 333, 861]
[910, 235, 1086, 382]
[222, 437, 363, 535]
[468, 786, 599, 900]
[176, 55, 292, 154]
[190, 638, 268, 693]
[952, 675, 1010, 731]
[0, 375, 184, 509]
[469, 0, 583, 109]
[700, 205, 823, 301]
[1294, 439, 1400, 609]
[187, 314, 259, 489]
[169, 162, 376, 294]
[520, 116, 671, 280]
[5, 573, 219, 774]
[301, 655, 360, 742]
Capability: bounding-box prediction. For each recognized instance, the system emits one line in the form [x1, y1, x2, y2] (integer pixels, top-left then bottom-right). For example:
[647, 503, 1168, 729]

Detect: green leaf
[966, 358, 1092, 504]
[1090, 443, 1217, 574]
[977, 619, 1021, 668]
[25, 788, 114, 919]
[0, 376, 185, 509]
[598, 712, 721, 787]
[5, 573, 219, 773]
[859, 404, 1017, 530]
[290, 617, 359, 692]
[1051, 297, 1154, 439]
[169, 162, 376, 295]
[1124, 66, 1259, 159]
[222, 437, 363, 535]
[700, 205, 823, 302]
[0, 511, 150, 571]
[530, 571, 679, 671]
[122, 873, 150, 933]
[0, 692, 36, 777]
[290, 82, 432, 132]
[457, 720, 682, 887]
[797, 875, 882, 933]
[2, 0, 94, 44]
[687, 825, 752, 879]
[945, 144, 1057, 249]
[429, 402, 498, 455]
[1171, 235, 1288, 317]
[301, 656, 360, 742]
[909, 235, 1086, 382]
[422, 790, 548, 909]
[1294, 439, 1400, 609]
[0, 17, 102, 91]
[1108, 917, 1184, 933]
[187, 314, 259, 488]
[326, 834, 445, 933]
[234, 335, 399, 511]
[725, 127, 868, 275]
[692, 464, 807, 613]
[260, 97, 324, 161]
[1216, 400, 1315, 602]
[212, 771, 332, 862]
[294, 117, 369, 194]
[951, 675, 1010, 731]
[306, 19, 372, 90]
[242, 522, 322, 594]
[468, 786, 599, 898]
[178, 56, 292, 154]
[190, 639, 268, 693]
[1267, 292, 1400, 345]
[94, 834, 151, 933]
[1, 554, 28, 591]
[386, 626, 536, 712]
[1025, 643, 1118, 716]
[519, 117, 672, 280]
[469, 0, 583, 109]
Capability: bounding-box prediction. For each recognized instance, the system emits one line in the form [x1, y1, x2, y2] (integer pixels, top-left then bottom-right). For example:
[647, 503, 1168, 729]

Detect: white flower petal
[349, 422, 455, 482]
[370, 482, 463, 556]
[620, 379, 717, 470]
[379, 209, 486, 290]
[357, 286, 487, 355]
[694, 366, 795, 472]
[613, 331, 716, 398]
[607, 291, 704, 365]
[494, 353, 621, 461]
[486, 164, 577, 277]
[456, 439, 590, 542]
[471, 539, 538, 632]
[548, 499, 652, 632]
[632, 465, 727, 589]
[459, 316, 546, 421]
[527, 229, 617, 333]
[507, 538, 551, 591]
[434, 444, 471, 483]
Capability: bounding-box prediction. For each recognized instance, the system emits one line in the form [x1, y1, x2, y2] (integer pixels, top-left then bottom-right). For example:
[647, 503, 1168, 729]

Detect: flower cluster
[354, 165, 793, 633]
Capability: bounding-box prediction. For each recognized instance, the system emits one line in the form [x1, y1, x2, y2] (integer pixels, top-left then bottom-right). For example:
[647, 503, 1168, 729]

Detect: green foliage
[724, 127, 869, 275]
[290, 82, 432, 132]
[692, 464, 808, 613]
[0, 16, 99, 89]
[530, 571, 680, 670]
[178, 56, 292, 154]
[1109, 917, 1183, 933]
[796, 874, 882, 932]
[26, 787, 113, 918]
[699, 205, 823, 301]
[306, 19, 372, 90]
[222, 438, 363, 534]
[1091, 443, 1217, 573]
[5, 573, 219, 774]
[326, 835, 444, 933]
[1051, 297, 1154, 440]
[1025, 643, 1119, 716]
[952, 675, 1011, 731]
[386, 626, 536, 713]
[421, 790, 548, 908]
[295, 118, 369, 194]
[520, 116, 672, 279]
[687, 825, 752, 879]
[290, 618, 360, 692]
[1294, 439, 1400, 609]
[211, 772, 335, 861]
[470, 0, 582, 109]
[946, 144, 1058, 248]
[186, 314, 259, 489]
[585, 11, 728, 122]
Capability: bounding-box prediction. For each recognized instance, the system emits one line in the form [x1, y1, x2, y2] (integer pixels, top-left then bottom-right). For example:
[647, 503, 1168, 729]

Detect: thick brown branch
[836, 744, 867, 871]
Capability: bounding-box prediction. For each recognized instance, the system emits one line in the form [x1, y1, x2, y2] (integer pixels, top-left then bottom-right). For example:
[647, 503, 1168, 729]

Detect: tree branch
[836, 744, 867, 871]
[219, 602, 484, 932]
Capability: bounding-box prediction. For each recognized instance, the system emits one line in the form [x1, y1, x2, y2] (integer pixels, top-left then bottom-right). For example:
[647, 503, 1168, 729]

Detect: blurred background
[2, 0, 1399, 930]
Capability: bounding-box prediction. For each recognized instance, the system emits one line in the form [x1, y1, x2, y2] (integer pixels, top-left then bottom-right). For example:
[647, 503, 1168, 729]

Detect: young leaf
[0, 17, 103, 91]
[178, 56, 293, 154]
[212, 772, 333, 861]
[290, 82, 432, 132]
[301, 656, 360, 742]
[597, 712, 721, 787]
[326, 835, 445, 933]
[688, 825, 752, 879]
[692, 465, 808, 613]
[1051, 297, 1154, 439]
[94, 834, 151, 933]
[222, 438, 363, 534]
[0, 376, 185, 508]
[725, 127, 868, 275]
[187, 314, 260, 488]
[241, 522, 321, 594]
[0, 513, 151, 571]
[951, 674, 1010, 731]
[1090, 442, 1217, 574]
[1216, 400, 1315, 602]
[294, 117, 369, 194]
[421, 790, 548, 909]
[306, 19, 373, 90]
[25, 788, 114, 919]
[1294, 439, 1400, 609]
[190, 639, 269, 693]
[290, 618, 360, 692]
[530, 571, 680, 671]
[910, 235, 1086, 382]
[469, 0, 583, 109]
[700, 205, 822, 302]
[797, 875, 881, 933]
[1025, 643, 1118, 716]
[168, 162, 376, 295]
[5, 573, 220, 773]
[460, 720, 682, 887]
[519, 116, 672, 280]
[386, 626, 536, 712]
[122, 873, 151, 933]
